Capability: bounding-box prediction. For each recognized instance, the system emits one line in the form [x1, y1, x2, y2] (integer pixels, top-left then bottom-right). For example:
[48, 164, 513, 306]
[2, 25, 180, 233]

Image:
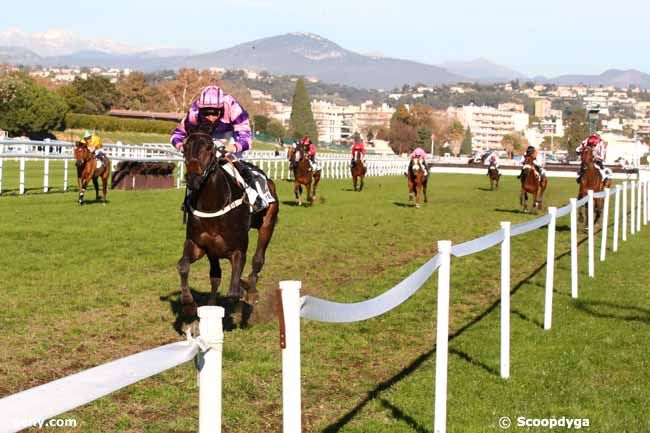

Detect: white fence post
[0, 157, 3, 194]
[280, 281, 302, 433]
[434, 240, 452, 433]
[43, 146, 50, 193]
[570, 198, 578, 298]
[64, 159, 69, 192]
[544, 207, 557, 330]
[644, 180, 648, 225]
[622, 181, 628, 241]
[600, 188, 610, 262]
[613, 186, 620, 253]
[587, 190, 595, 278]
[197, 306, 225, 433]
[19, 158, 25, 195]
[500, 222, 511, 379]
[630, 180, 636, 235]
[637, 180, 642, 232]
[177, 162, 184, 189]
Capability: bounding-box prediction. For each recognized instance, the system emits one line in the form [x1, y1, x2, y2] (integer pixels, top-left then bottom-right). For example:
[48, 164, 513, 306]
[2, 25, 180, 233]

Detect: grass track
[0, 170, 648, 432]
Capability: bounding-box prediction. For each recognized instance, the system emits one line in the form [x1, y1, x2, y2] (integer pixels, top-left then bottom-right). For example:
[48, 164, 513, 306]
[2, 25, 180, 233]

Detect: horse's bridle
[184, 132, 222, 188]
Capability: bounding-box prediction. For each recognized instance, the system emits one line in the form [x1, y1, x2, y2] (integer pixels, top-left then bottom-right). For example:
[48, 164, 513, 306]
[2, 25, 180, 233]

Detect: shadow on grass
[393, 201, 416, 208]
[378, 398, 429, 433]
[494, 208, 524, 214]
[160, 289, 252, 335]
[511, 308, 543, 329]
[573, 300, 650, 324]
[323, 237, 589, 433]
[477, 187, 494, 192]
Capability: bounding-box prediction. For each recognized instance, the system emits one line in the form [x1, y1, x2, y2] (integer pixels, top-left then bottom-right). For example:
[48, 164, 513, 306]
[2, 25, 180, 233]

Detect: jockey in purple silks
[171, 85, 274, 213]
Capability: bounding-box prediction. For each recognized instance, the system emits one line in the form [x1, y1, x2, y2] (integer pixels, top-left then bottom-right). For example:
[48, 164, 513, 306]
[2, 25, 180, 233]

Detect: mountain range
[2, 29, 650, 90]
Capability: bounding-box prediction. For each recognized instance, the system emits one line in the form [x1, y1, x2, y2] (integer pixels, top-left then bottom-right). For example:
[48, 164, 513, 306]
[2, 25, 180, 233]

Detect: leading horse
[520, 154, 547, 212]
[288, 143, 320, 206]
[350, 150, 366, 191]
[178, 129, 279, 317]
[578, 146, 611, 226]
[407, 159, 428, 208]
[488, 164, 501, 190]
[74, 142, 110, 205]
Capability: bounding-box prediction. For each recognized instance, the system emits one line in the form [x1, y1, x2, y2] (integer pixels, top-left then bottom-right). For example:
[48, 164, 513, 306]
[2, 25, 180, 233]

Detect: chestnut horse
[74, 142, 110, 205]
[350, 150, 366, 191]
[178, 130, 279, 316]
[578, 146, 612, 226]
[488, 164, 501, 190]
[520, 154, 547, 212]
[407, 158, 428, 208]
[288, 143, 320, 206]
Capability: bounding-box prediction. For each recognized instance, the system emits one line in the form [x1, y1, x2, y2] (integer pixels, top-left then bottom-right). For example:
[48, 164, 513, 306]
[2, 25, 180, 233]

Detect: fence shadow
[393, 202, 417, 208]
[573, 300, 650, 324]
[322, 236, 590, 432]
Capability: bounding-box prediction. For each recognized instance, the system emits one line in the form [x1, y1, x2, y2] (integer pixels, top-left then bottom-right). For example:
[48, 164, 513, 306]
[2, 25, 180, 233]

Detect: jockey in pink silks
[409, 147, 428, 176]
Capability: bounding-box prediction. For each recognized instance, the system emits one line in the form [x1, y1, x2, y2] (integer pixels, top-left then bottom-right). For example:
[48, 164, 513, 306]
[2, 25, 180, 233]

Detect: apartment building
[534, 98, 552, 118]
[447, 105, 529, 150]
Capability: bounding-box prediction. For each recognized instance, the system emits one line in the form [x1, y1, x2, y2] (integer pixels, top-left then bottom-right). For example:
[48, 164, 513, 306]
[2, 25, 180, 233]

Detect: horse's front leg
[93, 177, 100, 201]
[79, 179, 88, 205]
[520, 190, 527, 212]
[306, 181, 313, 204]
[227, 249, 246, 300]
[294, 182, 302, 206]
[177, 239, 205, 316]
[353, 175, 357, 191]
[207, 255, 222, 306]
[359, 175, 364, 191]
[423, 180, 428, 203]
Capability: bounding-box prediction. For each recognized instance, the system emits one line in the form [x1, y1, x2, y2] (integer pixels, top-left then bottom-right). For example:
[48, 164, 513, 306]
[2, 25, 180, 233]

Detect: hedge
[65, 113, 177, 134]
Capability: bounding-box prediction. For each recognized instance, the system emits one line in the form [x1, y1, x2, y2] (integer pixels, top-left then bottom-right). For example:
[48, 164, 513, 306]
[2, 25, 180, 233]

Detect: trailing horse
[177, 130, 279, 317]
[350, 150, 366, 191]
[578, 146, 612, 227]
[288, 143, 321, 206]
[488, 164, 501, 190]
[74, 142, 110, 205]
[519, 154, 547, 212]
[407, 159, 428, 208]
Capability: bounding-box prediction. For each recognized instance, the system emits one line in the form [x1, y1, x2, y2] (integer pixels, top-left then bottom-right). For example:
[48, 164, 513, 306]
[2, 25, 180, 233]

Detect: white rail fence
[0, 177, 647, 432]
[0, 306, 225, 433]
[279, 180, 649, 433]
[0, 140, 409, 195]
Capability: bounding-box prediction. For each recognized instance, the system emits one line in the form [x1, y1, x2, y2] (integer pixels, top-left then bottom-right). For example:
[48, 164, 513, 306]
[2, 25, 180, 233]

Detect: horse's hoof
[182, 302, 198, 317]
[245, 291, 259, 306]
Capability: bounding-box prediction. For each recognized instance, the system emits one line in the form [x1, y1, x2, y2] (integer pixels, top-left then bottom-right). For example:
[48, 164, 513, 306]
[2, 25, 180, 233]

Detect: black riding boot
[576, 163, 585, 184]
[236, 162, 265, 213]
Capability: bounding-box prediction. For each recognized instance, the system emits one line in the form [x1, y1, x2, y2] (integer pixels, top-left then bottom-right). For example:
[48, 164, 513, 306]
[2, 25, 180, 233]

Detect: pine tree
[461, 127, 473, 155]
[289, 78, 318, 142]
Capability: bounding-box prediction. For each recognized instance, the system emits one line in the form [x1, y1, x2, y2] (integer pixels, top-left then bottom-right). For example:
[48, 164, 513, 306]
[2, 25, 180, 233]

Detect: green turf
[0, 171, 648, 432]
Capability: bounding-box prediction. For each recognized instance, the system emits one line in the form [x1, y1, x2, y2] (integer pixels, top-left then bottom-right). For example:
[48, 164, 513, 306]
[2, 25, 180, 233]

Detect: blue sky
[3, 0, 649, 77]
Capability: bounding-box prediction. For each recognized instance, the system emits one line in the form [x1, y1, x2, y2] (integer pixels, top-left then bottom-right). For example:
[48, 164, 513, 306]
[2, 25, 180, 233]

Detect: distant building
[447, 105, 529, 150]
[498, 102, 524, 112]
[601, 132, 649, 166]
[534, 99, 552, 118]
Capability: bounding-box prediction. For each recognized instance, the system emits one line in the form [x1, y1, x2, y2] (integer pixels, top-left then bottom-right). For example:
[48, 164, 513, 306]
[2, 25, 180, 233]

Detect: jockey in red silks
[350, 138, 366, 167]
[517, 145, 545, 181]
[576, 133, 608, 183]
[300, 136, 320, 171]
[170, 85, 274, 213]
[409, 147, 428, 176]
[486, 152, 499, 176]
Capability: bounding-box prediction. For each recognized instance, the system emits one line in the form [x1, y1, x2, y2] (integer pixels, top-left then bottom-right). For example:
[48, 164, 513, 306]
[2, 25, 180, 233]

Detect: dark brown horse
[488, 164, 501, 190]
[520, 155, 547, 212]
[74, 143, 110, 205]
[178, 130, 279, 317]
[578, 146, 612, 226]
[407, 158, 428, 208]
[288, 143, 320, 206]
[350, 150, 366, 191]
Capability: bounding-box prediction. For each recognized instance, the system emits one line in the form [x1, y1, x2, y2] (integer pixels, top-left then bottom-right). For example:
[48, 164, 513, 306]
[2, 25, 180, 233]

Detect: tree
[0, 73, 68, 137]
[501, 132, 525, 158]
[72, 75, 119, 114]
[117, 72, 152, 111]
[253, 114, 270, 134]
[563, 107, 588, 151]
[157, 68, 220, 113]
[448, 120, 465, 156]
[266, 119, 286, 139]
[56, 84, 88, 113]
[461, 126, 473, 155]
[289, 78, 318, 142]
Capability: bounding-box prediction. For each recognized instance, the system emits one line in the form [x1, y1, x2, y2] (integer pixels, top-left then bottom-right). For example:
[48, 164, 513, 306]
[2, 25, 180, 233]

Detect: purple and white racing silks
[171, 93, 252, 156]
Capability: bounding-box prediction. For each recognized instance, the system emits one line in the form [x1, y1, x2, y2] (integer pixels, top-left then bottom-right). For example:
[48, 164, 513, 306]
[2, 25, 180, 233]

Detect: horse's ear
[194, 120, 216, 135]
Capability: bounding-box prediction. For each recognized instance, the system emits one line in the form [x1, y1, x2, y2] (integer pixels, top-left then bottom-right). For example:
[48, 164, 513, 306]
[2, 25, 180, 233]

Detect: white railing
[277, 180, 649, 433]
[0, 140, 408, 195]
[0, 306, 225, 433]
